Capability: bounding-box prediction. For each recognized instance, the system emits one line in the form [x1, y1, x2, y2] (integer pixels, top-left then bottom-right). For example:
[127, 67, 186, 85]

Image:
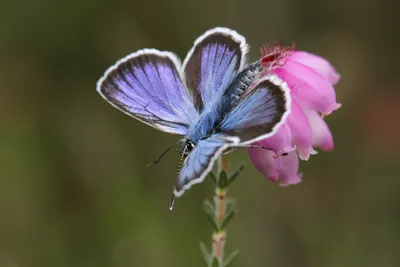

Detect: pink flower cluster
[248, 46, 341, 185]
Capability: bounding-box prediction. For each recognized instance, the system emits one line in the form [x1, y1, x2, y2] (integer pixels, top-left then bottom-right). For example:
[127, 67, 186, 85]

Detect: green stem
[212, 155, 229, 265]
[202, 155, 241, 267]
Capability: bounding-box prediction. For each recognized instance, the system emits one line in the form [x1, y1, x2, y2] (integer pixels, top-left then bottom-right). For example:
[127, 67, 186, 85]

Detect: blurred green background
[1, 0, 399, 266]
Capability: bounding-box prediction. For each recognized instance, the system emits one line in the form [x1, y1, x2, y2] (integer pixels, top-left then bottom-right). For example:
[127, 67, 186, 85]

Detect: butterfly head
[182, 139, 195, 157]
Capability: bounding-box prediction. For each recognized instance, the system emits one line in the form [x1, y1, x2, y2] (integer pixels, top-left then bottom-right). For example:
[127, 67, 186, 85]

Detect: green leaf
[224, 198, 234, 218]
[209, 171, 217, 185]
[225, 197, 236, 213]
[220, 209, 236, 230]
[218, 171, 228, 189]
[224, 249, 240, 267]
[212, 257, 219, 267]
[227, 164, 245, 186]
[203, 199, 215, 215]
[199, 242, 211, 266]
[203, 199, 219, 231]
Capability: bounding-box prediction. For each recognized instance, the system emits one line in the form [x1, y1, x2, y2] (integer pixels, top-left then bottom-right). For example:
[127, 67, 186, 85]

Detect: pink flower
[248, 45, 340, 186]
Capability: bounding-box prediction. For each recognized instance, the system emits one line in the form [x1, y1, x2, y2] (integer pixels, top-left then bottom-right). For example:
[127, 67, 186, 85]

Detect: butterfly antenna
[147, 140, 183, 167]
[168, 145, 188, 211]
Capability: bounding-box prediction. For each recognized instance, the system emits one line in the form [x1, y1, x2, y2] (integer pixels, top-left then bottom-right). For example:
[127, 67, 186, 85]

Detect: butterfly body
[186, 60, 264, 144]
[97, 27, 291, 203]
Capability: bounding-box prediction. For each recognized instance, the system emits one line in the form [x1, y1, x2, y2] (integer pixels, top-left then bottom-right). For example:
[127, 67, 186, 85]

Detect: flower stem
[201, 155, 241, 267]
[212, 155, 229, 265]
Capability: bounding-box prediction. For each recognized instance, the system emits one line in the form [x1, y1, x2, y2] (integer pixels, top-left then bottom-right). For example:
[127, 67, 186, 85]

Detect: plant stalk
[212, 155, 229, 265]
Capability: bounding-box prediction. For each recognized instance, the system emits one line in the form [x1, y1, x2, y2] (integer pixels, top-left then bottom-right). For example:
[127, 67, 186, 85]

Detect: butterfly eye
[181, 140, 195, 158]
[186, 141, 195, 152]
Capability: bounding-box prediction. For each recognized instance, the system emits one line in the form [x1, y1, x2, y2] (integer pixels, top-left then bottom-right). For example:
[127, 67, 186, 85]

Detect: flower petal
[305, 109, 334, 151]
[278, 151, 302, 186]
[273, 58, 340, 115]
[289, 51, 341, 85]
[256, 124, 295, 157]
[248, 147, 279, 182]
[287, 100, 317, 160]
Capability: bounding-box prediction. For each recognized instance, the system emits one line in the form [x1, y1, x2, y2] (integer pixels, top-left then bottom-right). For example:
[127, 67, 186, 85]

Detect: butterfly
[96, 27, 291, 209]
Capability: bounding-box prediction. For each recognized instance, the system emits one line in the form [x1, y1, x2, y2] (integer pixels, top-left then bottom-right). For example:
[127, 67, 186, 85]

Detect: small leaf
[227, 164, 245, 186]
[209, 172, 217, 185]
[212, 257, 219, 267]
[218, 171, 228, 189]
[224, 249, 240, 267]
[203, 199, 215, 215]
[225, 197, 235, 208]
[225, 198, 235, 216]
[220, 209, 236, 230]
[203, 200, 219, 231]
[200, 242, 211, 266]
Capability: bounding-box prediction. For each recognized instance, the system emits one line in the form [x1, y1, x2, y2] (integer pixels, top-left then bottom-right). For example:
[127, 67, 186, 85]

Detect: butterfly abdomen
[224, 61, 263, 106]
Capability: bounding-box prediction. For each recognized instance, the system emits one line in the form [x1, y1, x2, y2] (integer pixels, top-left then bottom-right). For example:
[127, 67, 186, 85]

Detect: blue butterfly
[96, 27, 291, 209]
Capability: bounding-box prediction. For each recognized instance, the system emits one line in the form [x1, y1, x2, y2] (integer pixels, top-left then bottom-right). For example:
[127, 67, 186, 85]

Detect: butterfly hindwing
[182, 27, 248, 111]
[219, 74, 291, 143]
[97, 49, 198, 135]
[173, 134, 239, 197]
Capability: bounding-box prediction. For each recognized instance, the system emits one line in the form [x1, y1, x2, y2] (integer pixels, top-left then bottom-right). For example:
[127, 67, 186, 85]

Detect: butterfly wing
[219, 74, 292, 143]
[182, 27, 248, 111]
[97, 49, 198, 135]
[173, 75, 291, 198]
[173, 134, 239, 197]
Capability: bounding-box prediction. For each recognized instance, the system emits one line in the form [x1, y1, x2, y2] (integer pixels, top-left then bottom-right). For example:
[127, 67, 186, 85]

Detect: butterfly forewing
[97, 49, 197, 135]
[182, 27, 249, 111]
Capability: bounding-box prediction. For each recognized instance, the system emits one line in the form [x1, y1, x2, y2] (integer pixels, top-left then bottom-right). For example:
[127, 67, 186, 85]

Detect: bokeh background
[1, 0, 399, 266]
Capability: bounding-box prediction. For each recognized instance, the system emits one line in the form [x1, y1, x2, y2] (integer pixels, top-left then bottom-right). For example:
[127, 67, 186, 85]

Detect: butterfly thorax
[186, 61, 263, 143]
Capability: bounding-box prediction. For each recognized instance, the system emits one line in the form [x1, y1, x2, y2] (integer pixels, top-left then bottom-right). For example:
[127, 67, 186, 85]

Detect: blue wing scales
[97, 49, 198, 135]
[219, 74, 292, 143]
[182, 28, 248, 111]
[173, 134, 239, 197]
[173, 75, 291, 198]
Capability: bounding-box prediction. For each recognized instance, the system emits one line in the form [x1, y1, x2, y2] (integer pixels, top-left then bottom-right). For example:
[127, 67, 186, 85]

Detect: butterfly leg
[223, 145, 273, 155]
